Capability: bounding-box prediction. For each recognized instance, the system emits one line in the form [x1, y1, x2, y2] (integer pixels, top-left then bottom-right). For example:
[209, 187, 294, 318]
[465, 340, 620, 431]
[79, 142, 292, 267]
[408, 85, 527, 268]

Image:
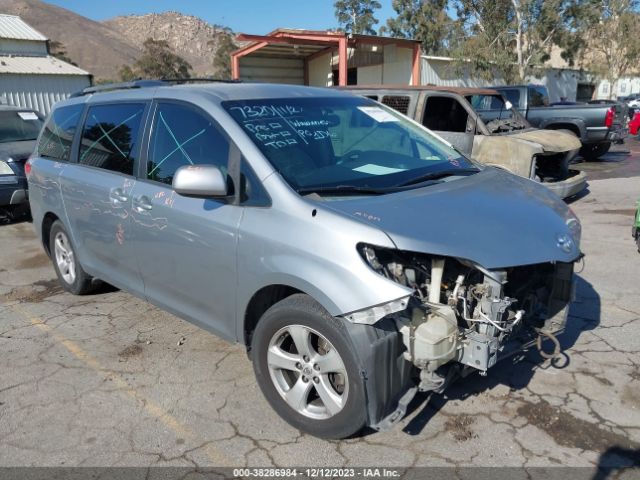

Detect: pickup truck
[490, 84, 628, 160]
[345, 85, 586, 199]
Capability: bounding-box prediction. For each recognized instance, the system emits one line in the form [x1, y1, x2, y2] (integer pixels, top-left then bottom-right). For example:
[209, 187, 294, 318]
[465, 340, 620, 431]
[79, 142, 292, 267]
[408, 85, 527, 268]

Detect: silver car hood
[317, 168, 580, 269]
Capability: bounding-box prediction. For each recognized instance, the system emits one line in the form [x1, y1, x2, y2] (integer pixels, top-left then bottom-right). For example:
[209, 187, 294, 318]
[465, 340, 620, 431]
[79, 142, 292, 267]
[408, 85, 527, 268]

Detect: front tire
[50, 220, 95, 295]
[251, 294, 368, 439]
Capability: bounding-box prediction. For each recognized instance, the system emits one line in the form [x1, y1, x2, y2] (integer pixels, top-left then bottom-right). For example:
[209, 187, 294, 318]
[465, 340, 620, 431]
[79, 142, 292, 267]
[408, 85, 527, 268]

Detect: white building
[0, 14, 91, 115]
[596, 77, 640, 99]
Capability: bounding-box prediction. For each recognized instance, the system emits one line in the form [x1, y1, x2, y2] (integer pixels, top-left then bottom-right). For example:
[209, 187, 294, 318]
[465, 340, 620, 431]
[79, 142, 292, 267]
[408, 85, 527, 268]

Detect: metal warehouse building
[0, 14, 91, 115]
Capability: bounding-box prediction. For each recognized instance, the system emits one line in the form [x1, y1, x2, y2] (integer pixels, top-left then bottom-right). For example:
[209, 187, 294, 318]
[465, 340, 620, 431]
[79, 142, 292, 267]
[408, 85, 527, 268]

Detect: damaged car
[0, 105, 44, 220]
[346, 86, 586, 199]
[27, 81, 582, 439]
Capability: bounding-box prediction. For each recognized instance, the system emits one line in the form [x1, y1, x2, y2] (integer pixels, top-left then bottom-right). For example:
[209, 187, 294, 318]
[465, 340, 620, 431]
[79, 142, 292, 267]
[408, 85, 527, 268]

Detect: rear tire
[251, 294, 368, 439]
[580, 142, 611, 161]
[49, 220, 95, 295]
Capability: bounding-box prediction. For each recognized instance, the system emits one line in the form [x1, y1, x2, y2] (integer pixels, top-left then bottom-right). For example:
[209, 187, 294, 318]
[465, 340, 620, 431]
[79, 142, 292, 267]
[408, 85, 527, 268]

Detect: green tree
[49, 40, 78, 66]
[452, 0, 578, 82]
[334, 0, 382, 35]
[381, 0, 456, 55]
[571, 0, 640, 98]
[209, 28, 236, 79]
[119, 38, 192, 81]
[118, 65, 136, 82]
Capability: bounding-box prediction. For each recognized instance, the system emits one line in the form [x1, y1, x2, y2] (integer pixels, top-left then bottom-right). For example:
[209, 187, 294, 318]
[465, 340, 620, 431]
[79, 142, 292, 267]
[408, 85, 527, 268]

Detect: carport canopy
[231, 29, 421, 86]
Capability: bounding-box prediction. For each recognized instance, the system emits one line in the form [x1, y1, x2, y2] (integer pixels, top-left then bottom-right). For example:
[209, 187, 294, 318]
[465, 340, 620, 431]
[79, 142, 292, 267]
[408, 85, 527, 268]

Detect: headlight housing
[565, 213, 581, 246]
[0, 159, 14, 176]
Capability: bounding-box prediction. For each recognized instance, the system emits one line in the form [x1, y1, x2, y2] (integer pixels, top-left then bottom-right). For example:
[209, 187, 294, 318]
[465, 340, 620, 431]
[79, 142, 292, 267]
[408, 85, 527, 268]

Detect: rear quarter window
[380, 95, 411, 115]
[528, 86, 549, 107]
[37, 104, 84, 161]
[78, 103, 145, 176]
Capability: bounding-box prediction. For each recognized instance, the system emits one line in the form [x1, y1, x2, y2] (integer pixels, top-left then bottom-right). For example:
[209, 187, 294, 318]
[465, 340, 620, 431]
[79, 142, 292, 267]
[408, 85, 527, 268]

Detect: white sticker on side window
[18, 111, 38, 120]
[353, 164, 407, 175]
[357, 106, 399, 123]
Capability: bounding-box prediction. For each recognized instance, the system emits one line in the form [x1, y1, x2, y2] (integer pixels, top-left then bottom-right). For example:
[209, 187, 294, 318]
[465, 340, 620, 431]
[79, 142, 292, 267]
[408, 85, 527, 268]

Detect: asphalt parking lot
[1, 141, 639, 472]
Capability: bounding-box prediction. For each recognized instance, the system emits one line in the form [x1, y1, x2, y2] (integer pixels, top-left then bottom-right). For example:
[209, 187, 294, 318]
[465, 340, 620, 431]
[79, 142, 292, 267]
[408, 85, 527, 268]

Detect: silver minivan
[28, 81, 581, 439]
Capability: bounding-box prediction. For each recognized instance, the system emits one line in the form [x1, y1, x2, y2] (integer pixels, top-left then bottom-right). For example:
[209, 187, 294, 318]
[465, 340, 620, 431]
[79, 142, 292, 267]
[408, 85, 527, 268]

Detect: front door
[129, 101, 242, 340]
[60, 102, 148, 294]
[421, 95, 475, 156]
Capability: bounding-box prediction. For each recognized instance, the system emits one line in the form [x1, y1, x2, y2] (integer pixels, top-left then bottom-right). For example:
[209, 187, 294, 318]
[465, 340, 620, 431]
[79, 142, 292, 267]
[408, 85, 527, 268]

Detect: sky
[46, 0, 399, 34]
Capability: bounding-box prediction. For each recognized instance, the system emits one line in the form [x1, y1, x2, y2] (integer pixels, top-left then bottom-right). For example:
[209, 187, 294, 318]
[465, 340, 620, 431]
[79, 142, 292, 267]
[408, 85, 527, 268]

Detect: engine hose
[536, 330, 561, 360]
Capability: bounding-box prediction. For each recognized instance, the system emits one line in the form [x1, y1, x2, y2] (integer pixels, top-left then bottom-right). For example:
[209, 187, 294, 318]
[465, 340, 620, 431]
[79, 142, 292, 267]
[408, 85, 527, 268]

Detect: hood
[0, 140, 37, 162]
[317, 168, 580, 269]
[508, 129, 581, 153]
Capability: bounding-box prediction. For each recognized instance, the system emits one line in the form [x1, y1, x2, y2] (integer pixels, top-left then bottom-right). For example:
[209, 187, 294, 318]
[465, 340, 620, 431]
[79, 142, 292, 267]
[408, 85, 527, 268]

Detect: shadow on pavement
[593, 446, 640, 479]
[0, 206, 31, 225]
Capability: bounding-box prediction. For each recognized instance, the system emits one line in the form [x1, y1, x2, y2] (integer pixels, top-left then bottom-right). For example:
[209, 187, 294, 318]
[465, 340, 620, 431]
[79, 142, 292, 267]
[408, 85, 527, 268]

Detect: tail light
[605, 107, 615, 128]
[24, 157, 32, 176]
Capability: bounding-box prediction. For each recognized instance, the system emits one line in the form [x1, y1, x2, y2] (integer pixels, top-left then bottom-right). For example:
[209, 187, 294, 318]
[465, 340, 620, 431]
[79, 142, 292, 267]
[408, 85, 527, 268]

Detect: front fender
[472, 135, 539, 178]
[235, 203, 412, 342]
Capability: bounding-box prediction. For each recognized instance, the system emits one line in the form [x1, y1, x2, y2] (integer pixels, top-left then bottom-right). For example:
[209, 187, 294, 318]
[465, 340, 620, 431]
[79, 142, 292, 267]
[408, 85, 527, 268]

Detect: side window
[37, 104, 83, 161]
[502, 89, 521, 108]
[147, 103, 229, 185]
[380, 95, 411, 115]
[527, 87, 548, 107]
[79, 103, 145, 175]
[239, 160, 270, 207]
[422, 96, 469, 133]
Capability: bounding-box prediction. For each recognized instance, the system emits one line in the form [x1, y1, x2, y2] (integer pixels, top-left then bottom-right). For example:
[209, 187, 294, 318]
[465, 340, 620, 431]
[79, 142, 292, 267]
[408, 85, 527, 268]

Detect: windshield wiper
[395, 168, 479, 187]
[297, 185, 389, 196]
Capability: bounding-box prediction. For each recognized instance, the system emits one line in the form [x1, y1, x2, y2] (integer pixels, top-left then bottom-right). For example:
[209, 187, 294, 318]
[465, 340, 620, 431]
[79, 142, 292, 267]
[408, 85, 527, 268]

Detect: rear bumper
[585, 126, 627, 144]
[0, 178, 28, 207]
[543, 169, 588, 199]
[608, 126, 628, 143]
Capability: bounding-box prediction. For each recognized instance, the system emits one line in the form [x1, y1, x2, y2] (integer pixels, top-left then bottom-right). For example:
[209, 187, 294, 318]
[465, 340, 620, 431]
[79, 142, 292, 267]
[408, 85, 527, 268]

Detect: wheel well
[547, 123, 580, 136]
[41, 212, 59, 257]
[244, 285, 302, 348]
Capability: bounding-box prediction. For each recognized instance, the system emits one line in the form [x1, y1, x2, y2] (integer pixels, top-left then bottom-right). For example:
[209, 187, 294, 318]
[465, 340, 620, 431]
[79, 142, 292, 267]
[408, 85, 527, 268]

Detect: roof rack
[162, 77, 242, 84]
[71, 78, 242, 98]
[70, 80, 166, 97]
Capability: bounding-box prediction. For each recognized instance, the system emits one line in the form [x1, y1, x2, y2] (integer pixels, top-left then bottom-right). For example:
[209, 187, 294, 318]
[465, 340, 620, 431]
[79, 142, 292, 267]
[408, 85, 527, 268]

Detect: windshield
[0, 111, 43, 143]
[223, 96, 477, 194]
[467, 94, 529, 133]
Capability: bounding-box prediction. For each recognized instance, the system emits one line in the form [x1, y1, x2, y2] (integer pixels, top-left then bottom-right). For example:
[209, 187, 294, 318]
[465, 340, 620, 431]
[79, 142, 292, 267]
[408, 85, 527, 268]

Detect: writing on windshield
[223, 97, 476, 194]
[228, 104, 335, 150]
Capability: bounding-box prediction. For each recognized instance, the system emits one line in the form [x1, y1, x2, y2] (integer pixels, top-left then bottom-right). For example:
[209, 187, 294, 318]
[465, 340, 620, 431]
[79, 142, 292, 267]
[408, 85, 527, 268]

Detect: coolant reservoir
[401, 304, 459, 371]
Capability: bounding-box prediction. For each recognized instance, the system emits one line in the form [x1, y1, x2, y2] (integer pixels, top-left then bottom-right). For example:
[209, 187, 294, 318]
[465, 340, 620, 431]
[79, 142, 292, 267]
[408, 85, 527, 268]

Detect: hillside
[104, 12, 230, 77]
[0, 0, 141, 80]
[0, 0, 234, 80]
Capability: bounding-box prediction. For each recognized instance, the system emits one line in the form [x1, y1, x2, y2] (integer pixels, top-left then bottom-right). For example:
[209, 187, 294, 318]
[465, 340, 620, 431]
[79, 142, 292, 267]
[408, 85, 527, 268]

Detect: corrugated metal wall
[0, 38, 47, 55]
[0, 74, 90, 115]
[239, 57, 304, 85]
[421, 57, 502, 87]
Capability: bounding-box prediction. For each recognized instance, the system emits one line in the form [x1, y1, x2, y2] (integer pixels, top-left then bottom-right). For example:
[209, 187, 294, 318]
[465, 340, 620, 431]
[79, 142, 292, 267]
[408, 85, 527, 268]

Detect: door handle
[132, 195, 153, 212]
[109, 188, 128, 203]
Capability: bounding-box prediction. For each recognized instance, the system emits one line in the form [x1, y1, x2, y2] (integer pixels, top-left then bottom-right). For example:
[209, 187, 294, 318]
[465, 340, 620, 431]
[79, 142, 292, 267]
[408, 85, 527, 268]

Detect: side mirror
[172, 164, 227, 198]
